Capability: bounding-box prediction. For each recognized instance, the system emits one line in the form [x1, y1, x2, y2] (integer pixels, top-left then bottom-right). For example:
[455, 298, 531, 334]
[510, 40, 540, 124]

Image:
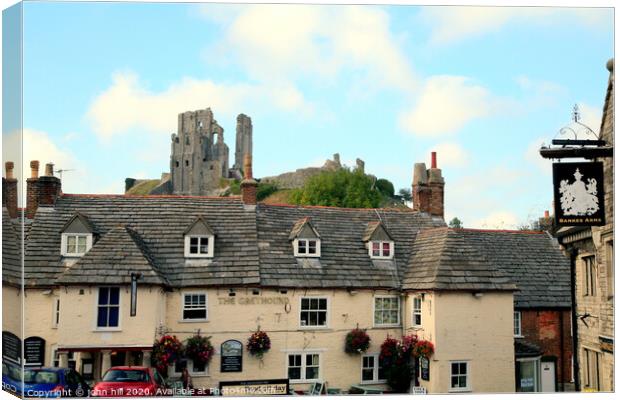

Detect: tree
[375, 178, 395, 198]
[256, 182, 278, 201]
[398, 188, 412, 202]
[289, 168, 382, 208]
[448, 217, 463, 229]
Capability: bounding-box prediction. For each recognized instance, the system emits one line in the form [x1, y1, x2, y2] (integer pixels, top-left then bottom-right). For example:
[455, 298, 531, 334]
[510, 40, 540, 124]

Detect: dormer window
[294, 238, 320, 257]
[184, 217, 215, 258]
[363, 221, 395, 260]
[60, 213, 94, 257]
[289, 218, 321, 258]
[370, 241, 394, 259]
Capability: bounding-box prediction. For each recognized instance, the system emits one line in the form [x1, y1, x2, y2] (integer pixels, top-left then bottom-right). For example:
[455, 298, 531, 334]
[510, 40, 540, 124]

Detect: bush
[256, 183, 279, 201]
[376, 179, 395, 198]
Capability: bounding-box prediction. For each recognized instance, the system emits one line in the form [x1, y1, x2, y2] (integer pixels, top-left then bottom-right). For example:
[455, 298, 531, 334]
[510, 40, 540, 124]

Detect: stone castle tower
[234, 114, 252, 171]
[170, 108, 253, 196]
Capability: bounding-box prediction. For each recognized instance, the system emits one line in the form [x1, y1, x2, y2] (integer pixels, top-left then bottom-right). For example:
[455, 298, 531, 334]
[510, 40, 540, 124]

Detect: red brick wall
[520, 309, 573, 388]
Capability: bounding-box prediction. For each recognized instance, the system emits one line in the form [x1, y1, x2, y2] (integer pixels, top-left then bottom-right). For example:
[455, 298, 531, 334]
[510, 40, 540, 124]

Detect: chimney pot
[45, 163, 54, 177]
[544, 210, 550, 218]
[243, 153, 253, 180]
[431, 152, 437, 169]
[5, 162, 14, 179]
[30, 160, 40, 178]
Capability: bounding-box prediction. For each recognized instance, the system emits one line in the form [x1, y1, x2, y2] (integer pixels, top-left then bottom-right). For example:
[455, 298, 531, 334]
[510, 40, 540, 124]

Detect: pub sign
[552, 162, 605, 226]
[24, 336, 46, 366]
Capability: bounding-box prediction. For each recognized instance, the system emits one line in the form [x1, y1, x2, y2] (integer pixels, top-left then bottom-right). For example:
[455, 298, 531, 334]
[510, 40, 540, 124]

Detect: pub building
[3, 149, 573, 393]
[540, 59, 615, 392]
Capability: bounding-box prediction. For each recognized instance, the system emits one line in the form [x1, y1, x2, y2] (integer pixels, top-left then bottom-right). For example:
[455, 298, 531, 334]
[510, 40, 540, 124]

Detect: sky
[1, 0, 615, 229]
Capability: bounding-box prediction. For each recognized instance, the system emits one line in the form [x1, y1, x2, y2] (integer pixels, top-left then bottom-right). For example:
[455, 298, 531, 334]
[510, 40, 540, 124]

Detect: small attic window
[364, 222, 394, 260]
[60, 213, 94, 257]
[289, 218, 321, 258]
[369, 241, 394, 259]
[184, 217, 215, 258]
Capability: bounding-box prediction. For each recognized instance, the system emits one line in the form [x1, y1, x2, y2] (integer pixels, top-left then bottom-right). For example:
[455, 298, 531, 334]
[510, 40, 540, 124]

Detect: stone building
[2, 153, 572, 394]
[555, 59, 614, 392]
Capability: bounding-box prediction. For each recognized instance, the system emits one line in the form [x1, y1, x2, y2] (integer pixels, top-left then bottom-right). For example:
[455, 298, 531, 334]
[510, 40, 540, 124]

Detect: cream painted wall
[15, 286, 515, 394]
[410, 292, 515, 394]
[2, 285, 22, 339]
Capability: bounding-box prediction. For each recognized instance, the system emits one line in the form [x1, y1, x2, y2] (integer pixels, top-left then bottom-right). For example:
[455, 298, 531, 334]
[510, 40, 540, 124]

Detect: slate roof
[361, 221, 393, 242]
[403, 228, 516, 291]
[515, 339, 543, 357]
[2, 210, 22, 286]
[23, 195, 260, 287]
[256, 204, 445, 288]
[288, 217, 320, 240]
[456, 229, 571, 308]
[14, 194, 570, 308]
[56, 225, 168, 285]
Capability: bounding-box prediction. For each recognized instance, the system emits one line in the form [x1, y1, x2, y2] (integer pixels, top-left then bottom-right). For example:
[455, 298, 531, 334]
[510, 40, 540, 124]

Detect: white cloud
[421, 7, 611, 46]
[472, 211, 520, 230]
[399, 75, 496, 137]
[577, 102, 603, 135]
[425, 142, 469, 168]
[86, 72, 315, 138]
[2, 129, 87, 206]
[524, 136, 553, 175]
[205, 4, 416, 91]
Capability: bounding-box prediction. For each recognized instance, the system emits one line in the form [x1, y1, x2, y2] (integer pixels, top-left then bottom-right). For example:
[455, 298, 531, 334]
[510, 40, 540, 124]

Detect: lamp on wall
[473, 292, 483, 298]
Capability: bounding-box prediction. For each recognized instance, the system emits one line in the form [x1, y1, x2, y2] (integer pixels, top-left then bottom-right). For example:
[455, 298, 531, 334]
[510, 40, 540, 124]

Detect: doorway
[541, 360, 556, 392]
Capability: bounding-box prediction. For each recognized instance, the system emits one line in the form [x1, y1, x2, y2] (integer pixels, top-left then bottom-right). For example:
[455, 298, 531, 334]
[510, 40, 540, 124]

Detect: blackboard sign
[221, 340, 243, 372]
[553, 162, 605, 226]
[2, 331, 21, 363]
[420, 357, 429, 381]
[24, 336, 45, 366]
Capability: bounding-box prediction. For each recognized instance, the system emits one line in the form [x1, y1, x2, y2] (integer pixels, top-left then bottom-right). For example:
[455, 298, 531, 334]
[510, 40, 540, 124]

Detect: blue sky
[2, 1, 615, 228]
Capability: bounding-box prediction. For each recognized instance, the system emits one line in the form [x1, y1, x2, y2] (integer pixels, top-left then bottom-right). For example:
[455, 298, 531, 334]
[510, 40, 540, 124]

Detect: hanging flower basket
[412, 340, 435, 359]
[344, 328, 371, 354]
[152, 335, 184, 375]
[185, 335, 215, 367]
[247, 330, 271, 359]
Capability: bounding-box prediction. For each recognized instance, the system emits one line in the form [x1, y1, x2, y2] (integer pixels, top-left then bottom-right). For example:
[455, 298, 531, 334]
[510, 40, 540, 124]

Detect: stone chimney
[38, 163, 62, 206]
[26, 161, 62, 219]
[240, 154, 258, 206]
[2, 161, 18, 218]
[412, 152, 445, 219]
[26, 161, 40, 219]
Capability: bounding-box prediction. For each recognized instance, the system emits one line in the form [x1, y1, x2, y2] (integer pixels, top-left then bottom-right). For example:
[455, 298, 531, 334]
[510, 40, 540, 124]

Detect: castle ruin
[169, 108, 252, 195]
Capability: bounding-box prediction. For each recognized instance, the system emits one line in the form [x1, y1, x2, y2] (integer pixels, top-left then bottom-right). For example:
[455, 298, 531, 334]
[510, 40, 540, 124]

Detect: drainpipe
[568, 247, 580, 391]
[559, 310, 565, 391]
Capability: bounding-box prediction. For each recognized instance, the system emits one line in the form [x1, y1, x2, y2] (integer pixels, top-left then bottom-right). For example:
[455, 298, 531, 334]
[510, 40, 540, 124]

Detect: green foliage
[398, 188, 412, 202]
[256, 182, 279, 201]
[289, 168, 382, 208]
[448, 217, 463, 229]
[375, 178, 395, 198]
[229, 179, 241, 195]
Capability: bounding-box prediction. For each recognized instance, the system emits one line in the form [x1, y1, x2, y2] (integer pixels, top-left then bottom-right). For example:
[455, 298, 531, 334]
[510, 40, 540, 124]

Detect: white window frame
[299, 296, 329, 329]
[368, 241, 394, 259]
[52, 297, 60, 328]
[516, 357, 541, 392]
[286, 352, 322, 383]
[449, 360, 471, 392]
[60, 233, 93, 257]
[168, 359, 209, 378]
[184, 235, 214, 258]
[514, 311, 523, 337]
[373, 295, 401, 327]
[293, 238, 321, 257]
[412, 296, 422, 327]
[360, 354, 386, 384]
[583, 348, 601, 391]
[94, 287, 121, 331]
[582, 255, 597, 297]
[181, 292, 208, 322]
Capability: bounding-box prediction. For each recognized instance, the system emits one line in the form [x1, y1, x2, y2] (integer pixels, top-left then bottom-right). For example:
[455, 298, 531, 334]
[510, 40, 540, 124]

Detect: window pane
[199, 238, 209, 253]
[382, 242, 390, 256]
[288, 367, 301, 380]
[306, 367, 319, 380]
[301, 298, 309, 310]
[109, 288, 120, 305]
[67, 236, 76, 252]
[362, 368, 373, 382]
[108, 306, 119, 327]
[318, 299, 327, 309]
[97, 307, 108, 327]
[451, 363, 459, 375]
[460, 363, 467, 374]
[190, 237, 198, 246]
[190, 245, 198, 254]
[459, 376, 467, 388]
[184, 309, 206, 320]
[298, 240, 306, 253]
[310, 298, 318, 309]
[98, 288, 109, 305]
[300, 311, 308, 326]
[309, 312, 317, 326]
[378, 364, 386, 380]
[451, 376, 459, 388]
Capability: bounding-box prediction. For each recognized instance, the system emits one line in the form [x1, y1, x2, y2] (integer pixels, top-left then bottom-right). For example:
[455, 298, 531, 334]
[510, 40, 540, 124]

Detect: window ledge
[93, 328, 122, 332]
[448, 388, 471, 393]
[411, 325, 423, 330]
[360, 381, 387, 385]
[373, 324, 401, 329]
[179, 319, 209, 323]
[514, 335, 525, 339]
[298, 326, 331, 331]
